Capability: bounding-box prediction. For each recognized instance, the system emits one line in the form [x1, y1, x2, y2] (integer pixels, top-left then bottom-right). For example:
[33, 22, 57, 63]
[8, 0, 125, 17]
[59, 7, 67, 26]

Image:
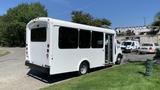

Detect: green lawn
[42, 62, 160, 90]
[0, 49, 9, 57]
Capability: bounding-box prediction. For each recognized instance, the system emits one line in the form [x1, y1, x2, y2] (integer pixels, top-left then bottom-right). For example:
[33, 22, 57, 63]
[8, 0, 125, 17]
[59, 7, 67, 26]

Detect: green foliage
[71, 11, 93, 25]
[71, 11, 111, 27]
[148, 12, 160, 35]
[0, 2, 47, 47]
[154, 49, 160, 59]
[3, 3, 47, 23]
[154, 12, 160, 21]
[126, 30, 135, 36]
[0, 21, 26, 46]
[152, 12, 160, 29]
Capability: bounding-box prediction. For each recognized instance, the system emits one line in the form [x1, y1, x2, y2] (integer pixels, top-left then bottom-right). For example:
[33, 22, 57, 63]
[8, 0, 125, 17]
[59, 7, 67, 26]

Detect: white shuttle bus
[25, 17, 123, 75]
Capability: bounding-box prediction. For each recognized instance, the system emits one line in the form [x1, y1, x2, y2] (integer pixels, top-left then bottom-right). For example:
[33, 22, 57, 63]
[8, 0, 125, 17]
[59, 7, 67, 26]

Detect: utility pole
[143, 17, 146, 26]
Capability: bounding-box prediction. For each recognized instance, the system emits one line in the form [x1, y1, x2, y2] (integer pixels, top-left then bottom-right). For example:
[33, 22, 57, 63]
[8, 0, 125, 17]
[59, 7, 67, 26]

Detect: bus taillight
[26, 44, 29, 57]
[47, 44, 49, 48]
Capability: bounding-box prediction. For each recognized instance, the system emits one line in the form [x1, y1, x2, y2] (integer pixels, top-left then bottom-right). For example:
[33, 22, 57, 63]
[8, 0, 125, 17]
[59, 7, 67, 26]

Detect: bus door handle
[102, 49, 105, 52]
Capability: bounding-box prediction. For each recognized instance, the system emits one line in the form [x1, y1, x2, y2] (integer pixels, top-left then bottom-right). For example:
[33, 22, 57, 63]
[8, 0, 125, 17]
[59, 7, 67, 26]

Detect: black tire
[115, 54, 122, 65]
[78, 62, 89, 75]
[138, 51, 142, 55]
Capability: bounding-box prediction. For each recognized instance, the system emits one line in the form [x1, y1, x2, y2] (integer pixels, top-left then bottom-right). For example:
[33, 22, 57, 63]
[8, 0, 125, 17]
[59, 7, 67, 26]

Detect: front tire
[115, 54, 122, 65]
[78, 62, 89, 75]
[129, 49, 132, 53]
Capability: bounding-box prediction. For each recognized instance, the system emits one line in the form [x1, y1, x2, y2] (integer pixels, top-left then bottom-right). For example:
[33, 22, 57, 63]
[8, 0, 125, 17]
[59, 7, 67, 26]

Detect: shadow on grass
[127, 60, 146, 66]
[27, 66, 108, 84]
[137, 71, 146, 76]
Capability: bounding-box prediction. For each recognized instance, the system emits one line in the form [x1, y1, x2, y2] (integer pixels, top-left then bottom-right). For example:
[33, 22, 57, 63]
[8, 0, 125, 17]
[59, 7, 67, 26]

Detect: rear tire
[130, 49, 132, 53]
[78, 62, 89, 75]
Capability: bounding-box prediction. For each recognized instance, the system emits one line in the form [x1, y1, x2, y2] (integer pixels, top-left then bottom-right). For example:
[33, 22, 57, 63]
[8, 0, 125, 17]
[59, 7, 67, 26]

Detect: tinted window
[123, 42, 132, 46]
[59, 27, 78, 49]
[79, 30, 91, 48]
[117, 40, 120, 44]
[142, 43, 153, 46]
[92, 31, 103, 48]
[155, 43, 159, 46]
[132, 42, 135, 46]
[31, 27, 46, 42]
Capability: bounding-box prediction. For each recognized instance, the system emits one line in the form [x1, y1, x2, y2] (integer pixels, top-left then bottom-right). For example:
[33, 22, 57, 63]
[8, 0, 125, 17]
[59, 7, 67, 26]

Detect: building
[115, 26, 151, 35]
[115, 26, 160, 44]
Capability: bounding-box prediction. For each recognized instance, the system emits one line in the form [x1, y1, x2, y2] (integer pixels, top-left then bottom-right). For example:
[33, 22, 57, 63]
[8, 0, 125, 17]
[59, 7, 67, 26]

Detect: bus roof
[27, 17, 115, 34]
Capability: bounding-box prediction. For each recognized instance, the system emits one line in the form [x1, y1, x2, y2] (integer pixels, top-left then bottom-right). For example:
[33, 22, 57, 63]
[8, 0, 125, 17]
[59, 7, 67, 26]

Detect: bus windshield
[122, 42, 132, 46]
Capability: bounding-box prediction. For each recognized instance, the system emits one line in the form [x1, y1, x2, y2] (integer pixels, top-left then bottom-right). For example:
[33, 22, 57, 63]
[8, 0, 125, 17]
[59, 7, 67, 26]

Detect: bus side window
[59, 27, 78, 49]
[79, 30, 91, 48]
[92, 31, 103, 48]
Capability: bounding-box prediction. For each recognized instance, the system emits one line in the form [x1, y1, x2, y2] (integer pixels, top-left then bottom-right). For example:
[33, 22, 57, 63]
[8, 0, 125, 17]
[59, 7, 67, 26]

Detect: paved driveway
[123, 53, 155, 63]
[0, 48, 78, 90]
[0, 48, 49, 90]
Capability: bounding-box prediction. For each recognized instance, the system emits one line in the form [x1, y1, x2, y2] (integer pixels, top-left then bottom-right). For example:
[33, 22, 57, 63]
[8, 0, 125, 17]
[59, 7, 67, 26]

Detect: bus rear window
[31, 27, 46, 42]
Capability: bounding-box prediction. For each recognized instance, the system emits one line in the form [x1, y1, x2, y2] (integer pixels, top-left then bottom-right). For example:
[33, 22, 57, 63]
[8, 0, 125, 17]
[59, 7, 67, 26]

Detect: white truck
[121, 40, 140, 53]
[25, 17, 123, 75]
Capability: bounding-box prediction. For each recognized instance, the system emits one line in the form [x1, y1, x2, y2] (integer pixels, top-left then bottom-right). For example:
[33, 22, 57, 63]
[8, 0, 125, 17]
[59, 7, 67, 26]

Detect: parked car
[121, 40, 140, 53]
[138, 43, 160, 54]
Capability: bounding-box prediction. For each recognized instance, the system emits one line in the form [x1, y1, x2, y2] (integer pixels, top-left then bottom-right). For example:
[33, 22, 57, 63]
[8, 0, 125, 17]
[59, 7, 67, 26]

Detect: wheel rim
[116, 56, 121, 64]
[117, 57, 121, 61]
[80, 65, 87, 74]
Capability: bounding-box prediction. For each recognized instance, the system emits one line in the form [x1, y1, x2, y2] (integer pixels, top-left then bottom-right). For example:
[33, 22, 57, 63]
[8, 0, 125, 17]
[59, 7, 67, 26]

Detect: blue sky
[1, 0, 160, 28]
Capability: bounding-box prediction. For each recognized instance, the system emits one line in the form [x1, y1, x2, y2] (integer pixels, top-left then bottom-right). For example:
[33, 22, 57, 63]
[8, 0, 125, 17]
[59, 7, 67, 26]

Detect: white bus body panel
[30, 42, 47, 66]
[26, 17, 116, 75]
[27, 21, 49, 66]
[49, 26, 105, 74]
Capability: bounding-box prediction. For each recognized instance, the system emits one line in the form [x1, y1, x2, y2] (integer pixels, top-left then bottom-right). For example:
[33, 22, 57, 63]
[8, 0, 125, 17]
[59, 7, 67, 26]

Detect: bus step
[105, 63, 114, 67]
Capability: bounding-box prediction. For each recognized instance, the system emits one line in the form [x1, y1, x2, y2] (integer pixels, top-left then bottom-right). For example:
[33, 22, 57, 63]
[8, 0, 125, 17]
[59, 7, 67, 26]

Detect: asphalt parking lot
[0, 48, 156, 90]
[123, 52, 155, 63]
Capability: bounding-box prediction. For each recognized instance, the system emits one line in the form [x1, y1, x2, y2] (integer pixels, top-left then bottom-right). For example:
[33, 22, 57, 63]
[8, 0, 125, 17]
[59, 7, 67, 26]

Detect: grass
[0, 49, 10, 57]
[42, 62, 160, 90]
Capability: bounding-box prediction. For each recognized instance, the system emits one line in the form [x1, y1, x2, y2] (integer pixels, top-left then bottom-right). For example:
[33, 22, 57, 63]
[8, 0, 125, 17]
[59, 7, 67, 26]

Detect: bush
[0, 2, 47, 47]
[154, 48, 160, 59]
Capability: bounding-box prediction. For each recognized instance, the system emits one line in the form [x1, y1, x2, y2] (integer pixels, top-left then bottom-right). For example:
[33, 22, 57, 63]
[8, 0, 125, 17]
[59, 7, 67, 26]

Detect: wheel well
[80, 60, 90, 69]
[118, 53, 123, 59]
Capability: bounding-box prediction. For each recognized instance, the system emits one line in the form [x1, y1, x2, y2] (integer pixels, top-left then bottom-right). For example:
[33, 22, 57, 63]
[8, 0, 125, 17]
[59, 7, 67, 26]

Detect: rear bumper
[25, 60, 50, 74]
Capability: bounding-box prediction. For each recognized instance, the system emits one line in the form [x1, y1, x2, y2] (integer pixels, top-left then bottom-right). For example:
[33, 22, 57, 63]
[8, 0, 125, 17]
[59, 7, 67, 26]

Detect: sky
[0, 0, 160, 28]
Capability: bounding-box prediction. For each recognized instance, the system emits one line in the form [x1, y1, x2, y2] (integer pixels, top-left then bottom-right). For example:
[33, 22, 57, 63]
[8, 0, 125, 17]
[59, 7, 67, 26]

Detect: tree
[154, 12, 160, 21]
[92, 18, 111, 27]
[149, 12, 160, 35]
[152, 12, 160, 28]
[71, 11, 111, 27]
[71, 11, 93, 25]
[3, 3, 47, 23]
[0, 2, 47, 46]
[126, 30, 135, 36]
